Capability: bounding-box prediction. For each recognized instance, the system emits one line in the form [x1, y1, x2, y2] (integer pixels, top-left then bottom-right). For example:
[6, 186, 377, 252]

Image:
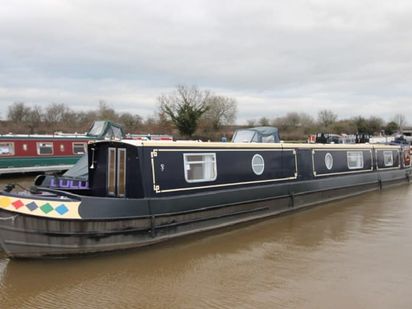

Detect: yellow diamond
[0, 196, 11, 208]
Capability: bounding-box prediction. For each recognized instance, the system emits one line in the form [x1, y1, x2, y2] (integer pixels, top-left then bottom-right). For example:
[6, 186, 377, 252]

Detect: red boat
[0, 121, 124, 174]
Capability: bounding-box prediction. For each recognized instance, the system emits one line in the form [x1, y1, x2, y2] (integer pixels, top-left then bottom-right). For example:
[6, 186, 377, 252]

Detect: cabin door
[107, 147, 127, 197]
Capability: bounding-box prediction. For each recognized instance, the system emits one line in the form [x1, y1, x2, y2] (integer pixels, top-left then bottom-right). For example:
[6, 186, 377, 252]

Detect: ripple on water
[0, 185, 411, 308]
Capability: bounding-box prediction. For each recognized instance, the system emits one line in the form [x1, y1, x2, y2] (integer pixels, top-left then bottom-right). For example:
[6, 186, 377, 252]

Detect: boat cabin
[84, 138, 411, 200]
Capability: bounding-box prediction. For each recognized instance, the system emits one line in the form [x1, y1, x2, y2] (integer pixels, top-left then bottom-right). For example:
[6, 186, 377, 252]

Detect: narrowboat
[0, 135, 87, 175]
[0, 127, 410, 258]
[0, 121, 124, 175]
[0, 120, 124, 174]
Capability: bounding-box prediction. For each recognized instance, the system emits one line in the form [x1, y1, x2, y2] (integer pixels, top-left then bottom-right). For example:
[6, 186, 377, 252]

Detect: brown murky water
[0, 175, 411, 308]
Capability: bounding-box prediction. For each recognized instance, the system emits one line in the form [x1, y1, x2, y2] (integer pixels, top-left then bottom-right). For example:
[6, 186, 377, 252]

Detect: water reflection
[0, 182, 411, 308]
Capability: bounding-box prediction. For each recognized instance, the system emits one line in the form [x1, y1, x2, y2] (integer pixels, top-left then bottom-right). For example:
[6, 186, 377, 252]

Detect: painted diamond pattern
[26, 201, 38, 211]
[40, 203, 53, 214]
[0, 197, 11, 208]
[12, 200, 24, 209]
[55, 204, 69, 215]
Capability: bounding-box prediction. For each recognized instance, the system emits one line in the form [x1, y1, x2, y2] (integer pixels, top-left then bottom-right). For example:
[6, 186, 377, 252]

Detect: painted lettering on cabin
[50, 179, 88, 189]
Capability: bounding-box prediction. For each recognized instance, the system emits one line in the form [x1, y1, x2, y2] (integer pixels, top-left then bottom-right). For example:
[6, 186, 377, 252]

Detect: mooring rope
[0, 214, 18, 223]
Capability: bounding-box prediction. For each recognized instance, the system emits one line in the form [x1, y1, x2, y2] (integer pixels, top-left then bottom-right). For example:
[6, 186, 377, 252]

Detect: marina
[2, 1, 412, 307]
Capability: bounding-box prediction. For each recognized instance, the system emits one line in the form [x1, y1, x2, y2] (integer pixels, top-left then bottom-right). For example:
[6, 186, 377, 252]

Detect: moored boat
[0, 127, 410, 258]
[0, 120, 124, 175]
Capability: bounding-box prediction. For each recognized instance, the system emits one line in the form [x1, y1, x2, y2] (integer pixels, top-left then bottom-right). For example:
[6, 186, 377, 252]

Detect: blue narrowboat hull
[0, 140, 410, 258]
[0, 167, 410, 258]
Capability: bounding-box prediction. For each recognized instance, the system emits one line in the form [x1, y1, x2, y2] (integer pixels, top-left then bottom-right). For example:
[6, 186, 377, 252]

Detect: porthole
[325, 153, 333, 170]
[251, 154, 265, 175]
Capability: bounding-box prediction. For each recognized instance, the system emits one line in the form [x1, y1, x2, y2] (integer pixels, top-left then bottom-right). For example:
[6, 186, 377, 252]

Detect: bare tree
[298, 113, 315, 129]
[286, 112, 301, 128]
[258, 117, 270, 126]
[26, 105, 43, 134]
[318, 109, 337, 128]
[159, 85, 210, 137]
[154, 111, 174, 134]
[273, 112, 315, 133]
[118, 112, 143, 133]
[7, 102, 31, 123]
[201, 96, 237, 130]
[7, 102, 43, 133]
[44, 103, 73, 131]
[97, 100, 118, 121]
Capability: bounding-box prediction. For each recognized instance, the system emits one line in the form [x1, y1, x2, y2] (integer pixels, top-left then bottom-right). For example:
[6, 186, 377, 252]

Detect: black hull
[0, 169, 410, 258]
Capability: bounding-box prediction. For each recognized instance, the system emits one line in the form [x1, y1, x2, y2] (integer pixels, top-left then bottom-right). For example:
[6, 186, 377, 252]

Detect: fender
[404, 149, 411, 166]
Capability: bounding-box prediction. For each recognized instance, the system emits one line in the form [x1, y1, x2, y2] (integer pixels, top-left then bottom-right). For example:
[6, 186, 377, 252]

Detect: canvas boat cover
[232, 127, 280, 143]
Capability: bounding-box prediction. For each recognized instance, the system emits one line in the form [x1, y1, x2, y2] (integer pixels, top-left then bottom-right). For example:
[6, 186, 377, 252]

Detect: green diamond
[40, 203, 53, 214]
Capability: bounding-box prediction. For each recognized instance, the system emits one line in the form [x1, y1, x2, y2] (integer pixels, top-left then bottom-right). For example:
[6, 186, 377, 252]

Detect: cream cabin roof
[94, 139, 402, 150]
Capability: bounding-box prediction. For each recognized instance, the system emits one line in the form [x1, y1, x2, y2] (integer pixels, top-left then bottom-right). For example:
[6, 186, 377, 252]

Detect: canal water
[0, 175, 411, 308]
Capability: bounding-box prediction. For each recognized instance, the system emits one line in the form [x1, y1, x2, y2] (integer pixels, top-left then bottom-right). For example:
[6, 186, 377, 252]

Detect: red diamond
[12, 200, 24, 209]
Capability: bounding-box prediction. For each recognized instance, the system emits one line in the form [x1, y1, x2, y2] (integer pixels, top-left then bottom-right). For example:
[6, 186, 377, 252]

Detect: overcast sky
[1, 0, 412, 124]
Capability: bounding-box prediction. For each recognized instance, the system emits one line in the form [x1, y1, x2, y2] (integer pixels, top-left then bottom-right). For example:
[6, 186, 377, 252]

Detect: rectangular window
[117, 148, 126, 197]
[107, 148, 116, 195]
[73, 142, 87, 154]
[262, 135, 275, 143]
[383, 151, 394, 167]
[37, 142, 53, 155]
[347, 151, 364, 169]
[0, 142, 14, 156]
[184, 153, 217, 183]
[232, 130, 256, 143]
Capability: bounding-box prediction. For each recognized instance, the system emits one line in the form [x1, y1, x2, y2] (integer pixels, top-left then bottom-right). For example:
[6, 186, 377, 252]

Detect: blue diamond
[26, 201, 38, 211]
[55, 204, 69, 215]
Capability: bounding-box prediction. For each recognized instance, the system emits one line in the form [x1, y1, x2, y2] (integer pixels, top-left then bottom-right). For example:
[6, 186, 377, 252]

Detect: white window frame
[117, 148, 127, 197]
[324, 152, 334, 170]
[251, 154, 265, 175]
[383, 151, 394, 167]
[107, 147, 116, 196]
[0, 142, 14, 156]
[37, 142, 54, 155]
[73, 142, 87, 155]
[347, 151, 364, 169]
[183, 153, 217, 183]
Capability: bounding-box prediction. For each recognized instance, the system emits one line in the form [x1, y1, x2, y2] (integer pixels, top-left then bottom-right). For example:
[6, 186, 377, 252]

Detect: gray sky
[1, 0, 412, 124]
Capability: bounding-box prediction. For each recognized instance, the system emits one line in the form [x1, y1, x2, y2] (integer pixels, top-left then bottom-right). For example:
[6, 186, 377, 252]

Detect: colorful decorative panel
[0, 195, 81, 219]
